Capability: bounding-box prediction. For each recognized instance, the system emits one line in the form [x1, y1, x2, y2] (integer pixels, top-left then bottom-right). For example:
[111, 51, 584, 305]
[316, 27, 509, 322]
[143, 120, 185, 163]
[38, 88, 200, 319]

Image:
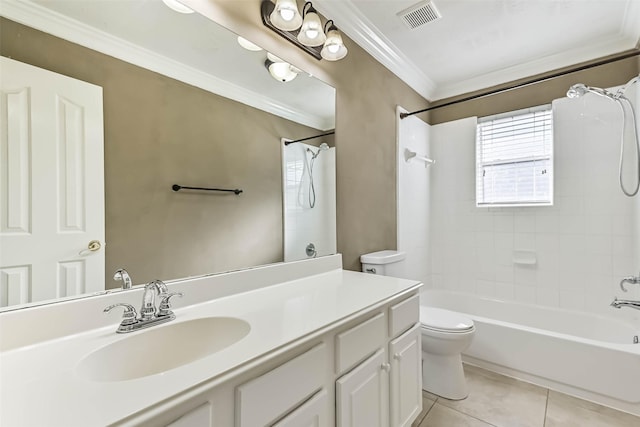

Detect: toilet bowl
[420, 306, 475, 400]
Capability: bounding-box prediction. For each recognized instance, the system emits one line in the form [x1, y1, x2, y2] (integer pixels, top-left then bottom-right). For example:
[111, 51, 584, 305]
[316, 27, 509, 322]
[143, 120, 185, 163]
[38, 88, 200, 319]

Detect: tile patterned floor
[412, 365, 640, 427]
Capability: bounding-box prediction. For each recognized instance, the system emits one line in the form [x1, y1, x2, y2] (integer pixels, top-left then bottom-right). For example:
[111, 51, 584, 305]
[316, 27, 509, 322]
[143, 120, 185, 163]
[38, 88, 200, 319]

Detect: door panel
[0, 57, 104, 307]
[336, 348, 389, 427]
[389, 324, 422, 427]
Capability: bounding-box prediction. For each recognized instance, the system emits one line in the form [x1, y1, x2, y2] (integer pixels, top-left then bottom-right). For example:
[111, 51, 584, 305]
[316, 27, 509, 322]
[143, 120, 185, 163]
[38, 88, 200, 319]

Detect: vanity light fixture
[321, 20, 348, 61]
[297, 3, 326, 47]
[261, 0, 347, 61]
[265, 52, 300, 82]
[161, 0, 194, 14]
[269, 0, 303, 31]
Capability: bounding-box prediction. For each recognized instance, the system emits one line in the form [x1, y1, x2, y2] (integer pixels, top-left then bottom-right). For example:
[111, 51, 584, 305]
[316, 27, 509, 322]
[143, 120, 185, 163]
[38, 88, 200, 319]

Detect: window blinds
[476, 105, 553, 206]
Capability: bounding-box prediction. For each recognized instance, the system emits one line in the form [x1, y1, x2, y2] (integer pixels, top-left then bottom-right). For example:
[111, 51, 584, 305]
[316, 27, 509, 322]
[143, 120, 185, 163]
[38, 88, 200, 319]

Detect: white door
[389, 324, 422, 427]
[0, 57, 104, 307]
[336, 349, 389, 427]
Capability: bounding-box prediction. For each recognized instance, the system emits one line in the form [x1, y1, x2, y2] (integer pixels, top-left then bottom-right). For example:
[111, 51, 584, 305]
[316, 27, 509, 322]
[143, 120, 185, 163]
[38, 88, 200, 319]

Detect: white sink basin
[76, 317, 250, 382]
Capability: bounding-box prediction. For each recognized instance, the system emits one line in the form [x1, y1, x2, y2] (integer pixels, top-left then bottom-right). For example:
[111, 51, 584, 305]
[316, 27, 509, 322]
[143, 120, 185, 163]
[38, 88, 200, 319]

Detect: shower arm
[615, 76, 640, 99]
[400, 49, 640, 119]
[284, 131, 335, 145]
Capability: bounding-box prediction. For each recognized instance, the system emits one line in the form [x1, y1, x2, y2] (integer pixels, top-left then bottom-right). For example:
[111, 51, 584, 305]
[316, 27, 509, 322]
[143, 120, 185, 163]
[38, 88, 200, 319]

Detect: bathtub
[421, 289, 640, 416]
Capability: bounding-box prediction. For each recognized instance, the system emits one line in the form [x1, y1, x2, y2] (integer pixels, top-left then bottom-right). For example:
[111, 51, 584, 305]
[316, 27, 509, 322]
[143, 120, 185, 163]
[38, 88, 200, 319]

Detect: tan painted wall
[183, 1, 638, 272]
[1, 17, 327, 286]
[423, 54, 640, 124]
[185, 0, 431, 271]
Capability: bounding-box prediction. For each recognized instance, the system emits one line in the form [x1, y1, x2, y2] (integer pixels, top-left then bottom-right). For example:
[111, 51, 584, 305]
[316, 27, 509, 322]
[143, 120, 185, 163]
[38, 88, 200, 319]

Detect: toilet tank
[360, 250, 406, 277]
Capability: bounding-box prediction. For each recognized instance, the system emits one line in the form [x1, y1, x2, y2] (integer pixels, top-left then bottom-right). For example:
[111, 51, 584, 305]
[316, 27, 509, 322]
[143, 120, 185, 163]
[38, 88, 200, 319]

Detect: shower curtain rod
[284, 130, 335, 145]
[400, 49, 640, 119]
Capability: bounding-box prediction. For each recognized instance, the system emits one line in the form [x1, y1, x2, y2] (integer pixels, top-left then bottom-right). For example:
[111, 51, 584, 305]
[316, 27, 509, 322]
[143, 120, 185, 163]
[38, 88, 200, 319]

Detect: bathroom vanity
[0, 255, 422, 426]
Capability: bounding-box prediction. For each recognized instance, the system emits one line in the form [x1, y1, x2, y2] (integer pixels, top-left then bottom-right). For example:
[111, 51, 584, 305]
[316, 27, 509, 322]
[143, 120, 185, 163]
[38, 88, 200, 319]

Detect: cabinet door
[336, 349, 389, 427]
[389, 324, 422, 427]
[273, 390, 329, 427]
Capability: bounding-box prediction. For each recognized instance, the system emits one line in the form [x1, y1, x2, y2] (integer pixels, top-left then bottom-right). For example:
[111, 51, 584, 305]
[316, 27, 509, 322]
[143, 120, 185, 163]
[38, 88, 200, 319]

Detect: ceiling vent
[397, 1, 442, 30]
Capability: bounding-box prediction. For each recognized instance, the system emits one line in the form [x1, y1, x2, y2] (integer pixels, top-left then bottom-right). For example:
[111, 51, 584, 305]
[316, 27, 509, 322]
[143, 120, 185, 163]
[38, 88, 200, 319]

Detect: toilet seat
[420, 307, 474, 333]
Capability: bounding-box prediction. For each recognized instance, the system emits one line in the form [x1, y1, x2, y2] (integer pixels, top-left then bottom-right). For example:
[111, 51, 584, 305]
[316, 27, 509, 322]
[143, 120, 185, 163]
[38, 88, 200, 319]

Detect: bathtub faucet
[610, 298, 640, 311]
[620, 275, 640, 292]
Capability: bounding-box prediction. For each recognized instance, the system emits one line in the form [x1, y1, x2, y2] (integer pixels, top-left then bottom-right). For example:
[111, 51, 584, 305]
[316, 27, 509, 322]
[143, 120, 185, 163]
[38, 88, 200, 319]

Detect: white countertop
[0, 269, 421, 426]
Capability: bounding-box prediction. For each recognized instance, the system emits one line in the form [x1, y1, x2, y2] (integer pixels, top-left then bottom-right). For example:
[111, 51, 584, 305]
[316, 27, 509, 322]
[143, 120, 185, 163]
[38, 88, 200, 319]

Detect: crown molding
[0, 0, 332, 130]
[313, 0, 438, 101]
[432, 36, 639, 100]
[315, 0, 640, 102]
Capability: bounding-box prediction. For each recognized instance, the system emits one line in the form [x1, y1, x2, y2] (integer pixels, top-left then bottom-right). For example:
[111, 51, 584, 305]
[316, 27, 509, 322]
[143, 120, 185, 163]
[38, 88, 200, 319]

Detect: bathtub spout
[610, 298, 640, 311]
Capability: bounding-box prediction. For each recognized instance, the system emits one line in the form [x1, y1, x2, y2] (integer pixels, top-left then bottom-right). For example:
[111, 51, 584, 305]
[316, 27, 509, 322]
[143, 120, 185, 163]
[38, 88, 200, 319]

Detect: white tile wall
[397, 107, 432, 285]
[428, 94, 640, 322]
[283, 142, 336, 262]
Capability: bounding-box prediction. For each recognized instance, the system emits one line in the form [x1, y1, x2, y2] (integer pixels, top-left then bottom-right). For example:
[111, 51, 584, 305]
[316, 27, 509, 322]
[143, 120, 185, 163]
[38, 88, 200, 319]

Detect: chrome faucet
[140, 280, 161, 320]
[620, 275, 640, 292]
[610, 298, 640, 311]
[105, 279, 183, 333]
[114, 268, 132, 289]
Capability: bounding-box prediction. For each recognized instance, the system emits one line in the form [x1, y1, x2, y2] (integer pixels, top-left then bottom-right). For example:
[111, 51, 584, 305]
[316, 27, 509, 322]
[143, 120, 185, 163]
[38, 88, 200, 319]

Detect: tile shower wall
[633, 85, 640, 290]
[283, 142, 337, 262]
[429, 94, 640, 321]
[397, 108, 432, 285]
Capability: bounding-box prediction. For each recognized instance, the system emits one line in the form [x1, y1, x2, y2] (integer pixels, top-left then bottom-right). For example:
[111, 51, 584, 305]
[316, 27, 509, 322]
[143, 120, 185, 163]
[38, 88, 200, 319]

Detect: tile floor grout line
[444, 403, 500, 427]
[413, 396, 437, 426]
[421, 398, 437, 425]
[543, 388, 549, 427]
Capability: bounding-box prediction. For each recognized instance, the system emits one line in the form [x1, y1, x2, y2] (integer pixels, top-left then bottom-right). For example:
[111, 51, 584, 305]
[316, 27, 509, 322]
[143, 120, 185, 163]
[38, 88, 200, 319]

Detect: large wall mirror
[0, 0, 337, 311]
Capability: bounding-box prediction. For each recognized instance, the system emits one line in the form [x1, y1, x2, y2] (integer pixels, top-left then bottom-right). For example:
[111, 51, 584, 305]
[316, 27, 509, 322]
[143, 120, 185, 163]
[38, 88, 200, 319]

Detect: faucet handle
[620, 276, 640, 292]
[104, 303, 138, 326]
[113, 268, 132, 289]
[158, 292, 183, 317]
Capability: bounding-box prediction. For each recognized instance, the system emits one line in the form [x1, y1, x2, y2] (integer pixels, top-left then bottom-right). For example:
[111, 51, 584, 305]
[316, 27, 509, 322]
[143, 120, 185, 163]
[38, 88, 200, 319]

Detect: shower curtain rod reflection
[284, 130, 335, 145]
[400, 49, 640, 119]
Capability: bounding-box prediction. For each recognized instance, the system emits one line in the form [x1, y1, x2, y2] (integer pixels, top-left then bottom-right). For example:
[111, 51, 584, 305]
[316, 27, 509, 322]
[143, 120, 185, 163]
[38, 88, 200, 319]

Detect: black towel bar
[172, 184, 242, 195]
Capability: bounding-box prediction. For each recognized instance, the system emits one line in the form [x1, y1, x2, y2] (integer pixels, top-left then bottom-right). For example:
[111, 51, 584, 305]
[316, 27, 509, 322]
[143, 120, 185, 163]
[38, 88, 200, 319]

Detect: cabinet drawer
[336, 312, 386, 374]
[236, 344, 326, 427]
[273, 389, 329, 427]
[389, 294, 419, 338]
[166, 403, 212, 427]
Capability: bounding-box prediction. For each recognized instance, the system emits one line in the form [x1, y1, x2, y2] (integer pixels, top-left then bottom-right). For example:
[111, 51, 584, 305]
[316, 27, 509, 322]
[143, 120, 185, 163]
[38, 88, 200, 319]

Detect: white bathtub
[421, 290, 640, 416]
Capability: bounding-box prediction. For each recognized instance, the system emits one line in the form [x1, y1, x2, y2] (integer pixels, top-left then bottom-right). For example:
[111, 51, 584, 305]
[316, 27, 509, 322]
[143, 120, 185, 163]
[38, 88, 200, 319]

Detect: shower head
[566, 83, 618, 100]
[566, 83, 588, 99]
[308, 143, 330, 159]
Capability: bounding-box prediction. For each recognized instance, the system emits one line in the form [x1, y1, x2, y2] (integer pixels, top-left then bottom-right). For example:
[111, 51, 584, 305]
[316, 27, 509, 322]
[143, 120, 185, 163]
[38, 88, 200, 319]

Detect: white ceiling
[315, 0, 640, 101]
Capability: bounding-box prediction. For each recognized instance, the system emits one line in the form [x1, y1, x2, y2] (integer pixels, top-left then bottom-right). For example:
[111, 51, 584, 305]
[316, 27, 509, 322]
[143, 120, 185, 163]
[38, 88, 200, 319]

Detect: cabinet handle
[381, 363, 391, 372]
[393, 353, 402, 361]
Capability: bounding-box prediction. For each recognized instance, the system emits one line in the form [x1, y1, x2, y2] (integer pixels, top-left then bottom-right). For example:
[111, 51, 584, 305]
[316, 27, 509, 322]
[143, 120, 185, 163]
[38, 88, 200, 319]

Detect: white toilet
[360, 250, 475, 400]
[419, 306, 475, 400]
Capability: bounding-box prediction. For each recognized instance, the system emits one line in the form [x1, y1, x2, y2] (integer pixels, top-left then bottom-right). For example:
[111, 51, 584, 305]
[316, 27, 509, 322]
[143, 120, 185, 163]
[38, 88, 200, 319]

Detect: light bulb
[327, 44, 340, 54]
[297, 4, 325, 47]
[268, 62, 298, 82]
[270, 0, 302, 31]
[279, 9, 295, 21]
[321, 27, 348, 61]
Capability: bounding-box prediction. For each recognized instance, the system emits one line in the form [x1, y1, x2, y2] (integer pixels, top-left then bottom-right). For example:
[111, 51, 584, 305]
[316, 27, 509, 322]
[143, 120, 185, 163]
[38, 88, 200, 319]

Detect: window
[476, 104, 553, 207]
